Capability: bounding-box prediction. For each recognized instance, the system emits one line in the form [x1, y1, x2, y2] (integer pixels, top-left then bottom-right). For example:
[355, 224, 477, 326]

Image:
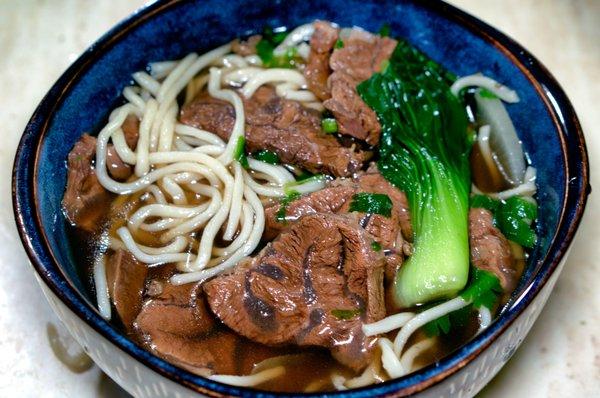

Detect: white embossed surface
[0, 1, 598, 397]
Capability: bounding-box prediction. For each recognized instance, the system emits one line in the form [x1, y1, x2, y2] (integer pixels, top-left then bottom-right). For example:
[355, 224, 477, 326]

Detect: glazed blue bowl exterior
[12, 0, 589, 397]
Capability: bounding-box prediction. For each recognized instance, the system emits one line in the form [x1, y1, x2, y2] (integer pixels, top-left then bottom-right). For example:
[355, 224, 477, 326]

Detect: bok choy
[357, 41, 472, 307]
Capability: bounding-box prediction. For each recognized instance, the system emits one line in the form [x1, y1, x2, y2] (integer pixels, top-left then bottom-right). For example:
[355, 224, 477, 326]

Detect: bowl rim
[12, 0, 590, 396]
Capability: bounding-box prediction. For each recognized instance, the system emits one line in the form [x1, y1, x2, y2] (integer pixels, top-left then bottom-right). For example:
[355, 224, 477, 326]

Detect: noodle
[93, 255, 111, 320]
[209, 366, 285, 387]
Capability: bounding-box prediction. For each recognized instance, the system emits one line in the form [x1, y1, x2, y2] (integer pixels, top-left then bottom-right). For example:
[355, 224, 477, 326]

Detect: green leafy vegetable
[331, 308, 362, 320]
[234, 136, 249, 168]
[349, 193, 393, 218]
[470, 194, 500, 213]
[283, 174, 325, 196]
[378, 23, 391, 37]
[295, 170, 315, 182]
[423, 304, 472, 337]
[423, 268, 502, 337]
[321, 118, 338, 133]
[371, 241, 382, 252]
[275, 190, 301, 223]
[253, 149, 280, 165]
[255, 27, 300, 68]
[334, 39, 344, 49]
[470, 194, 538, 248]
[496, 196, 537, 248]
[357, 40, 471, 306]
[460, 268, 503, 309]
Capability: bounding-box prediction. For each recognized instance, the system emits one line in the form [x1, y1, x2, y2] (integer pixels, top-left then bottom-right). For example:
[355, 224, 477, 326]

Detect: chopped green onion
[378, 23, 391, 37]
[478, 88, 499, 99]
[331, 308, 362, 320]
[349, 193, 393, 218]
[496, 196, 537, 248]
[371, 241, 382, 252]
[253, 149, 280, 165]
[283, 174, 326, 196]
[321, 118, 338, 133]
[275, 190, 301, 224]
[256, 27, 298, 69]
[234, 136, 249, 169]
[470, 194, 500, 213]
[334, 39, 344, 49]
[470, 194, 537, 248]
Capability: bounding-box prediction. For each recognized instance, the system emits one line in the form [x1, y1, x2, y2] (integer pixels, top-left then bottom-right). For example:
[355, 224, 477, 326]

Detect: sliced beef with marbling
[469, 208, 517, 292]
[263, 185, 356, 241]
[263, 169, 412, 279]
[105, 249, 147, 331]
[204, 213, 386, 371]
[62, 134, 113, 232]
[135, 280, 284, 376]
[180, 86, 367, 177]
[304, 21, 339, 101]
[323, 29, 397, 145]
[329, 29, 397, 82]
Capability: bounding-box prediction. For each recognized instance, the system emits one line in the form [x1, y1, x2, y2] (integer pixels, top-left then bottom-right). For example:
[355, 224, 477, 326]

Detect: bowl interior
[19, 0, 584, 395]
[36, 0, 563, 302]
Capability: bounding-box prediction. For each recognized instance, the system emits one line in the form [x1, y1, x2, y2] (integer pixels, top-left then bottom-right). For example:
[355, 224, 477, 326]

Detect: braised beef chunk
[105, 250, 147, 331]
[180, 85, 367, 177]
[135, 281, 285, 376]
[121, 114, 140, 149]
[469, 208, 517, 292]
[263, 185, 356, 240]
[106, 147, 132, 181]
[329, 30, 397, 82]
[134, 282, 228, 375]
[350, 171, 412, 245]
[324, 72, 381, 145]
[263, 169, 411, 280]
[204, 213, 386, 371]
[106, 115, 140, 181]
[62, 134, 112, 232]
[231, 34, 262, 56]
[323, 29, 397, 145]
[304, 21, 339, 101]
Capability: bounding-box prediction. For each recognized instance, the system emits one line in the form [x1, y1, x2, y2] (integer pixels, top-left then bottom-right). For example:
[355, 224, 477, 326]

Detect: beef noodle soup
[62, 21, 537, 392]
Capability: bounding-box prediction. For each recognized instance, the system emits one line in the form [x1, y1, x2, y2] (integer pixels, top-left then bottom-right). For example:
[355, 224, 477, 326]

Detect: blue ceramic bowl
[12, 0, 589, 396]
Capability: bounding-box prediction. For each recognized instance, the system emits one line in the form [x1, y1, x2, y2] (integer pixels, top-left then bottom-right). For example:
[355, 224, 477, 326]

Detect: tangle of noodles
[90, 39, 325, 289]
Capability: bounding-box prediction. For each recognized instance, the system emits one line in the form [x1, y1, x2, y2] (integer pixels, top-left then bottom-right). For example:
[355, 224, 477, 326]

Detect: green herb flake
[234, 136, 249, 169]
[334, 39, 344, 49]
[371, 241, 382, 252]
[296, 170, 315, 182]
[255, 27, 299, 69]
[275, 190, 301, 224]
[253, 149, 280, 165]
[349, 193, 393, 218]
[321, 118, 338, 134]
[478, 88, 499, 99]
[460, 268, 503, 309]
[331, 308, 362, 320]
[423, 304, 472, 337]
[378, 23, 391, 37]
[471, 194, 538, 249]
[496, 196, 538, 248]
[380, 59, 390, 72]
[470, 194, 500, 213]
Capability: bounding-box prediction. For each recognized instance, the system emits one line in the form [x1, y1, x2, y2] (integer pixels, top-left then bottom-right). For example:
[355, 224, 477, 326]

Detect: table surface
[0, 1, 598, 397]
